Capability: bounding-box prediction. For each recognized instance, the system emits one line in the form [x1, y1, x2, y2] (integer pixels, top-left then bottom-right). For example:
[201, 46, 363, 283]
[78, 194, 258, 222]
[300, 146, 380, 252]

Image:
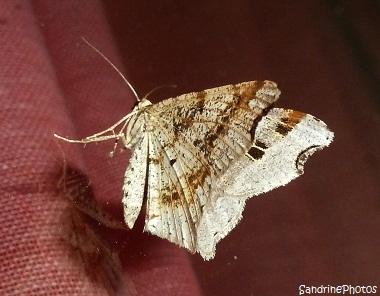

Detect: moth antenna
[142, 84, 177, 100]
[81, 37, 140, 102]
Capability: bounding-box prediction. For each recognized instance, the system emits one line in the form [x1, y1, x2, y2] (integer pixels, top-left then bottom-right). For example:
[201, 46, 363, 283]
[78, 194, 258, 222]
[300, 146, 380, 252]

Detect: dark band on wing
[246, 139, 269, 160]
[275, 123, 293, 136]
[247, 146, 265, 160]
[275, 110, 305, 136]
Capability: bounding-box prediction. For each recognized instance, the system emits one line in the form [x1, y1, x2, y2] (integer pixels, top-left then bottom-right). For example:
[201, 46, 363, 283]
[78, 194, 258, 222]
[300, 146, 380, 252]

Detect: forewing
[196, 108, 334, 259]
[143, 81, 280, 252]
[143, 129, 211, 251]
[148, 81, 280, 178]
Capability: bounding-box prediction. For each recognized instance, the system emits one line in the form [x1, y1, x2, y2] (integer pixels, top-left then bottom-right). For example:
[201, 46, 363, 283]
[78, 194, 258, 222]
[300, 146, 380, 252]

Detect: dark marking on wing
[195, 97, 206, 113]
[295, 145, 321, 174]
[275, 123, 293, 136]
[247, 146, 265, 160]
[255, 140, 268, 149]
[173, 121, 190, 134]
[148, 157, 160, 165]
[193, 139, 202, 147]
[250, 104, 274, 141]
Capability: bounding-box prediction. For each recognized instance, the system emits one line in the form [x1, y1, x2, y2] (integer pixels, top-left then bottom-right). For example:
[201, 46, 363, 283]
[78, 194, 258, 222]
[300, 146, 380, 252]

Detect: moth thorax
[123, 99, 152, 148]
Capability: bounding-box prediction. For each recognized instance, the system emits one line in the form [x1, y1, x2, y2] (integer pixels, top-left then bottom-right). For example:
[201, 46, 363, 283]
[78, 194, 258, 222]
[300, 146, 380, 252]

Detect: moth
[55, 37, 333, 260]
[55, 79, 333, 260]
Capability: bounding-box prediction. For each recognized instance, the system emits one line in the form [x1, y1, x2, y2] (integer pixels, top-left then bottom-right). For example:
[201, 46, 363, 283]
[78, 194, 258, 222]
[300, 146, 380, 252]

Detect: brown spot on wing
[275, 123, 293, 136]
[158, 160, 210, 208]
[196, 91, 207, 102]
[148, 157, 160, 165]
[238, 81, 266, 99]
[280, 110, 304, 126]
[247, 146, 265, 160]
[276, 110, 306, 136]
[160, 190, 181, 205]
[173, 121, 191, 138]
[193, 139, 202, 147]
[255, 140, 268, 149]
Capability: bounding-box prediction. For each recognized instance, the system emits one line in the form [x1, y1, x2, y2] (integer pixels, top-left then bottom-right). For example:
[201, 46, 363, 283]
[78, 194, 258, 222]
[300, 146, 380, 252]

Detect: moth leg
[54, 111, 137, 144]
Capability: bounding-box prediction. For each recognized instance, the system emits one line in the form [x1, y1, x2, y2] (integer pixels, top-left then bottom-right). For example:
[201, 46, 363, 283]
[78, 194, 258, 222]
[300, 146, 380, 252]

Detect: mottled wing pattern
[122, 81, 280, 252]
[122, 131, 149, 229]
[197, 108, 334, 259]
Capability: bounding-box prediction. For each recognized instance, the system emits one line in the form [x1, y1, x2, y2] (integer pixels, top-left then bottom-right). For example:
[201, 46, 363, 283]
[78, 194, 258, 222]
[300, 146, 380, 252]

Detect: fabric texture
[0, 1, 200, 295]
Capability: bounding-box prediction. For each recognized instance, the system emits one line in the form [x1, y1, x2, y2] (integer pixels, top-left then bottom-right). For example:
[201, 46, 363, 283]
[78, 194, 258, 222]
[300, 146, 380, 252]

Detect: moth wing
[143, 129, 211, 252]
[197, 108, 334, 259]
[143, 81, 280, 252]
[122, 132, 149, 229]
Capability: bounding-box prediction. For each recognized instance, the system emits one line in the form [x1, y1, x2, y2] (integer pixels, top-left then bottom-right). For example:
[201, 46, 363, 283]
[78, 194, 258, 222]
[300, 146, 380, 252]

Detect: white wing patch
[196, 108, 334, 259]
[54, 80, 333, 260]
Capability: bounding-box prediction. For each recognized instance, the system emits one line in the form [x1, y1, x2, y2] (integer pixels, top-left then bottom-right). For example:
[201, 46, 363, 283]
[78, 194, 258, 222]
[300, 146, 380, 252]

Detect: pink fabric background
[0, 1, 200, 295]
[1, 1, 379, 295]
